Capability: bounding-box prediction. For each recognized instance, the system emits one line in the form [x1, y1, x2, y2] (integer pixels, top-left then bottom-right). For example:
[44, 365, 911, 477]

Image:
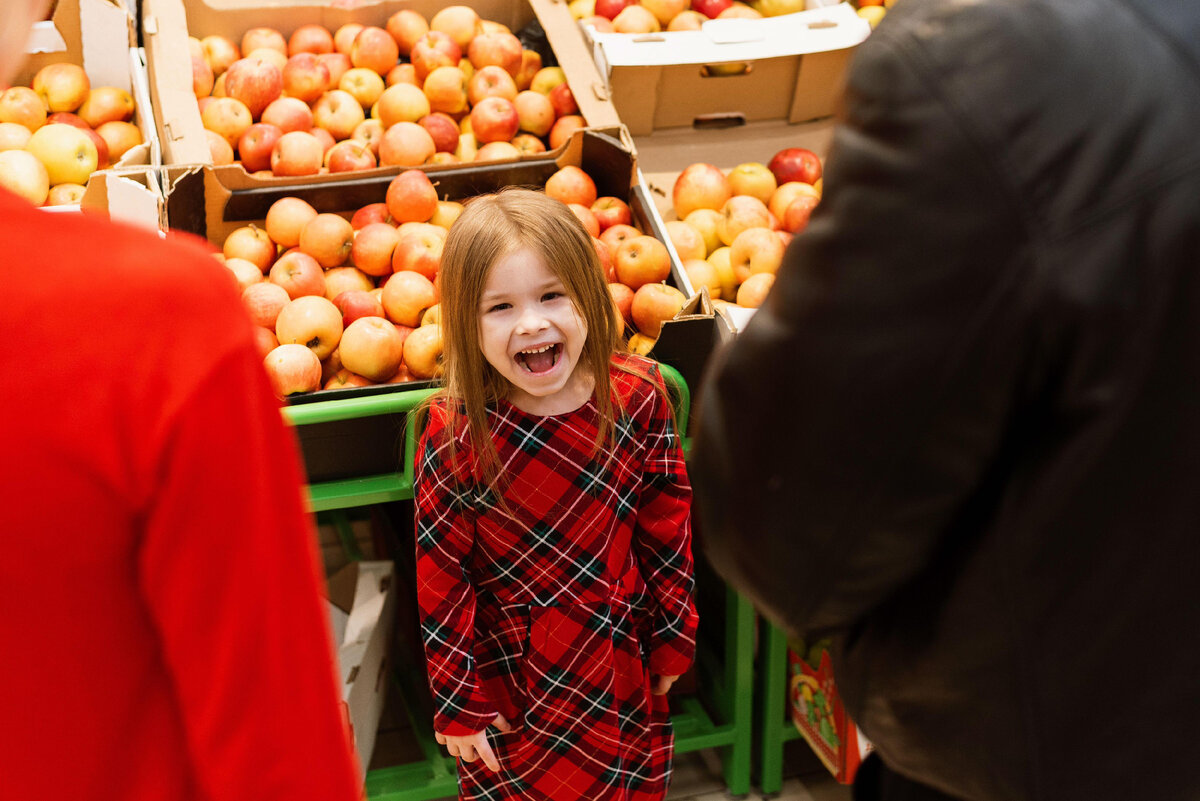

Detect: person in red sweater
[0, 3, 361, 799]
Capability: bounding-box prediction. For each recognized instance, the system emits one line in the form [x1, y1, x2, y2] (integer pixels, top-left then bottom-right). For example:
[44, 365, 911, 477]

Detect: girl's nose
[515, 305, 549, 334]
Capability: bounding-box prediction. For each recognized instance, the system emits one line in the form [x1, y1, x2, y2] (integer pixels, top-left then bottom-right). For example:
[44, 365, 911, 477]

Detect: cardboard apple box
[579, 2, 869, 135]
[20, 0, 162, 173]
[18, 0, 164, 219]
[326, 559, 397, 777]
[141, 0, 622, 177]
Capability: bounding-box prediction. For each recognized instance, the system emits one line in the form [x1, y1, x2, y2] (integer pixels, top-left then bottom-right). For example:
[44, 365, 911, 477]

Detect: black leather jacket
[691, 1, 1200, 798]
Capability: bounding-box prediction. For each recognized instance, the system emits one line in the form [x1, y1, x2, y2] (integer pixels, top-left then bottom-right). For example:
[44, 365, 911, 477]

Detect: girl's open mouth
[515, 343, 561, 375]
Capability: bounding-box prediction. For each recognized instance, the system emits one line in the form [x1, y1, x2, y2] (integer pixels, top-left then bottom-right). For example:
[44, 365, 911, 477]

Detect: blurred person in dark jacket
[690, 0, 1200, 799]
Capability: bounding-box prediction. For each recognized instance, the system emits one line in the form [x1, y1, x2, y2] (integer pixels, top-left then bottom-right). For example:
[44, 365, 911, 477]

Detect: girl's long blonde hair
[435, 187, 624, 485]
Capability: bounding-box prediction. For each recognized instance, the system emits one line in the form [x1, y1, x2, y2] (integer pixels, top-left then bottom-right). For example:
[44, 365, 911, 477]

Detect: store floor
[666, 747, 852, 801]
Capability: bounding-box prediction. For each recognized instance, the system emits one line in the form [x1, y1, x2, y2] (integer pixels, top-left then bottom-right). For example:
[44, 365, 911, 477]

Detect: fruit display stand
[281, 364, 754, 800]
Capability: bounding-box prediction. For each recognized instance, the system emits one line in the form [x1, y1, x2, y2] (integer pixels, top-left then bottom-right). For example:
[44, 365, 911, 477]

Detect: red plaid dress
[415, 355, 698, 801]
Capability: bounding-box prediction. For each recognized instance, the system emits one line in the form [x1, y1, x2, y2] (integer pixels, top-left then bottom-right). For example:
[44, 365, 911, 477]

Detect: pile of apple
[0, 62, 143, 207]
[217, 163, 686, 397]
[569, 0, 889, 33]
[192, 6, 587, 178]
[663, 145, 822, 310]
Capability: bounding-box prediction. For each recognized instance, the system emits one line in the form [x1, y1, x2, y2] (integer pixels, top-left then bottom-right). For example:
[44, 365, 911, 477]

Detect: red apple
[95, 120, 141, 163]
[324, 369, 375, 390]
[594, 237, 617, 281]
[729, 226, 785, 282]
[270, 130, 323, 176]
[402, 322, 443, 379]
[252, 326, 280, 360]
[333, 289, 387, 326]
[631, 282, 686, 337]
[202, 35, 242, 76]
[299, 212, 355, 268]
[549, 114, 586, 150]
[261, 96, 314, 132]
[410, 31, 462, 82]
[736, 272, 774, 308]
[590, 196, 632, 231]
[264, 343, 322, 397]
[381, 270, 438, 327]
[77, 86, 135, 128]
[430, 5, 482, 50]
[466, 96, 518, 144]
[717, 194, 773, 245]
[615, 235, 672, 290]
[466, 65, 517, 106]
[237, 122, 283, 172]
[599, 222, 641, 253]
[513, 90, 555, 137]
[223, 224, 275, 272]
[782, 194, 820, 234]
[201, 96, 253, 147]
[545, 165, 598, 208]
[339, 316, 406, 382]
[378, 120, 436, 167]
[391, 225, 446, 281]
[386, 169, 439, 223]
[333, 23, 365, 56]
[311, 89, 365, 140]
[325, 139, 377, 172]
[223, 56, 283, 119]
[192, 52, 215, 98]
[350, 202, 393, 230]
[613, 5, 662, 32]
[673, 162, 732, 219]
[388, 9, 430, 57]
[243, 281, 292, 328]
[693, 0, 734, 16]
[351, 26, 400, 76]
[418, 112, 460, 153]
[767, 147, 823, 186]
[275, 295, 344, 360]
[595, 0, 636, 20]
[269, 251, 327, 299]
[515, 49, 543, 91]
[241, 27, 287, 57]
[265, 196, 318, 249]
[318, 52, 353, 86]
[422, 65, 470, 116]
[281, 52, 330, 104]
[467, 31, 522, 76]
[351, 118, 385, 155]
[288, 23, 335, 56]
[323, 265, 375, 301]
[568, 204, 600, 239]
[608, 281, 635, 326]
[350, 222, 400, 277]
[548, 82, 578, 118]
[205, 129, 234, 165]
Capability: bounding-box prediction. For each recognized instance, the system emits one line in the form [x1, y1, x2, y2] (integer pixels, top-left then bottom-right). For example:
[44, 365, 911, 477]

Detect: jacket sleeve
[690, 20, 1033, 640]
[138, 341, 361, 801]
[414, 406, 498, 735]
[633, 368, 699, 676]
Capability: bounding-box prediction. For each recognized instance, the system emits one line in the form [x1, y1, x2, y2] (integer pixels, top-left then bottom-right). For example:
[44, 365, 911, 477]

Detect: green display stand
[755, 619, 802, 796]
[282, 365, 754, 800]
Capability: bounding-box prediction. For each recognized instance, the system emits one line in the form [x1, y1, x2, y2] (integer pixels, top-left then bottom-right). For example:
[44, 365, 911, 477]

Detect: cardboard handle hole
[807, 19, 839, 28]
[700, 62, 752, 78]
[692, 113, 746, 130]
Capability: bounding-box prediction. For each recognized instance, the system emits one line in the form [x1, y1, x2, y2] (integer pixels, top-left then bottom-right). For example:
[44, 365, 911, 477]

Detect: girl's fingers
[477, 739, 501, 772]
[434, 732, 447, 745]
[492, 712, 512, 732]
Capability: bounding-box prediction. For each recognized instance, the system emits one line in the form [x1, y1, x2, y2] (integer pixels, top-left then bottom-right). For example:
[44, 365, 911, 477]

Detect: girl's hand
[434, 713, 512, 772]
[651, 674, 681, 695]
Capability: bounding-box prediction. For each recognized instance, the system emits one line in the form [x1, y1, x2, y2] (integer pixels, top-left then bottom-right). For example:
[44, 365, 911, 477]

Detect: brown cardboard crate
[576, 3, 868, 135]
[17, 0, 162, 211]
[141, 0, 621, 175]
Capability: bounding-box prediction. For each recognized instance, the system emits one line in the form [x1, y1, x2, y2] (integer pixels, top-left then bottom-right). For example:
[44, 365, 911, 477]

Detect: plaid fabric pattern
[415, 355, 698, 801]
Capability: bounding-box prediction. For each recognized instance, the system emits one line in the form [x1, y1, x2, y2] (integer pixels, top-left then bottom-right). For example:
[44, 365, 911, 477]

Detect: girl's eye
[541, 292, 562, 302]
[486, 303, 510, 313]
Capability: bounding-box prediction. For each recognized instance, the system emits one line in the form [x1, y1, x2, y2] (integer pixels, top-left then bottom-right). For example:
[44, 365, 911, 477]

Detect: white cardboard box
[326, 560, 397, 776]
[582, 3, 869, 135]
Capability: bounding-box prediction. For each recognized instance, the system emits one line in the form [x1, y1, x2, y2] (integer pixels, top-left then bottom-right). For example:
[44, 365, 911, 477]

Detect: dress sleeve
[633, 369, 699, 676]
[414, 405, 498, 735]
[137, 343, 361, 801]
